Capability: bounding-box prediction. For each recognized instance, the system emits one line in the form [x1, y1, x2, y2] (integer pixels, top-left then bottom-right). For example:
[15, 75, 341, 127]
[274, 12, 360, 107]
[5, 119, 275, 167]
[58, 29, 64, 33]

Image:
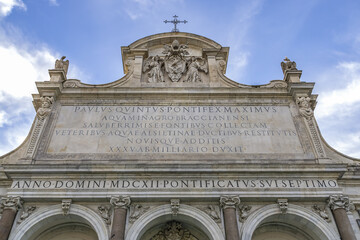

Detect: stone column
[110, 196, 131, 240]
[328, 195, 356, 240]
[220, 195, 240, 240]
[0, 196, 22, 240]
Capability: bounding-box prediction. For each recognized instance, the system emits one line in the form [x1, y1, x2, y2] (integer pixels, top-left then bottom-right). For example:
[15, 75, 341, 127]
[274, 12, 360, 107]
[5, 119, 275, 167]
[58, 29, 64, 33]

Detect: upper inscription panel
[46, 105, 304, 156]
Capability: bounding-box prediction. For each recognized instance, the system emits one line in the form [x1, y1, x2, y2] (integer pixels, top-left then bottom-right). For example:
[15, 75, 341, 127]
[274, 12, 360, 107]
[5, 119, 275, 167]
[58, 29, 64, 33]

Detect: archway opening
[20, 214, 99, 240]
[34, 222, 97, 240]
[251, 214, 325, 240]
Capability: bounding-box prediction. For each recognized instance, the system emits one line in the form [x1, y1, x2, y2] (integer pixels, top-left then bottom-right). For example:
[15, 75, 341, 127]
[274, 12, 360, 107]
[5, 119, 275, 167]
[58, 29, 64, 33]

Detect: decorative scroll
[312, 205, 331, 222]
[98, 205, 111, 225]
[220, 195, 240, 209]
[129, 204, 150, 223]
[0, 196, 22, 211]
[238, 204, 252, 222]
[110, 196, 131, 209]
[18, 206, 36, 223]
[328, 195, 350, 211]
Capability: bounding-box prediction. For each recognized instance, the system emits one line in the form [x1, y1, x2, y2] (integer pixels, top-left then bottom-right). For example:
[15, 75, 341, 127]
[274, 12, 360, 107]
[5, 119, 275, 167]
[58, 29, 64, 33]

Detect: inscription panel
[47, 105, 303, 154]
[11, 179, 338, 190]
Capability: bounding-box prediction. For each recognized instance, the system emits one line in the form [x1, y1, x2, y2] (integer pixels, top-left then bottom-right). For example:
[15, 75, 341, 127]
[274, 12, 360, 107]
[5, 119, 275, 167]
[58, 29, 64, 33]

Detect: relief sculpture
[143, 40, 209, 83]
[184, 56, 208, 82]
[150, 221, 198, 240]
[143, 55, 165, 83]
[163, 40, 189, 82]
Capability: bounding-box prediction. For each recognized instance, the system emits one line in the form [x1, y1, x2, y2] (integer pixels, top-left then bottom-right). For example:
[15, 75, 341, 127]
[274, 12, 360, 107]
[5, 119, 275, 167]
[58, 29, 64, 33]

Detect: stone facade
[1, 32, 360, 240]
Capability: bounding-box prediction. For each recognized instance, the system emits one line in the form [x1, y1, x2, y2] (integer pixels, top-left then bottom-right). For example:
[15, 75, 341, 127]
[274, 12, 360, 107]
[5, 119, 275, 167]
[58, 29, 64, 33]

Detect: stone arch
[241, 204, 339, 240]
[9, 204, 109, 240]
[126, 204, 224, 240]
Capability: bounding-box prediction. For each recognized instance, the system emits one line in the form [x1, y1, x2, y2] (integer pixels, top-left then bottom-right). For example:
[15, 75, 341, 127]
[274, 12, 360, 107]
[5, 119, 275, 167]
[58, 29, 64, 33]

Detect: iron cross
[164, 15, 187, 32]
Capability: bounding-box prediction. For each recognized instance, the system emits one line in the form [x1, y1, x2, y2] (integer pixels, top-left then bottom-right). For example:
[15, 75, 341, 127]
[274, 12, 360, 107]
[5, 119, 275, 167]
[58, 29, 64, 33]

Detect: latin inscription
[47, 105, 303, 154]
[11, 179, 338, 190]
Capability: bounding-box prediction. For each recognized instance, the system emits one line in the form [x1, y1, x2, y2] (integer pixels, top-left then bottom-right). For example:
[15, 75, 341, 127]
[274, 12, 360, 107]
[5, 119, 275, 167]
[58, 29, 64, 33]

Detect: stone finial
[312, 205, 331, 222]
[281, 57, 297, 73]
[296, 96, 313, 120]
[62, 199, 72, 216]
[0, 196, 22, 211]
[18, 206, 36, 223]
[238, 204, 252, 222]
[328, 195, 350, 211]
[98, 206, 112, 225]
[170, 199, 180, 216]
[110, 196, 131, 209]
[37, 96, 54, 120]
[55, 56, 69, 74]
[49, 56, 69, 82]
[220, 195, 240, 209]
[277, 199, 288, 214]
[281, 57, 302, 82]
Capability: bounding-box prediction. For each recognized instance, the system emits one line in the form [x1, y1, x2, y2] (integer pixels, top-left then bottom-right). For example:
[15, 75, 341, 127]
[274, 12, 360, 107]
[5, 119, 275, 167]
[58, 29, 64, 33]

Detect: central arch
[126, 204, 224, 240]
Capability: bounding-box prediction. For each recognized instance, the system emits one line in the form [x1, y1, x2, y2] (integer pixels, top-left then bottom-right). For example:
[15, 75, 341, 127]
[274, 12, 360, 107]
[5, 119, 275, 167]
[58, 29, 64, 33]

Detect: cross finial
[164, 15, 187, 32]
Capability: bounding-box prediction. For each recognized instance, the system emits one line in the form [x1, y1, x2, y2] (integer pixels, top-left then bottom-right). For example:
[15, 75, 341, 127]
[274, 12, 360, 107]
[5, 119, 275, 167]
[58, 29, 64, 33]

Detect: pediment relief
[56, 33, 294, 89]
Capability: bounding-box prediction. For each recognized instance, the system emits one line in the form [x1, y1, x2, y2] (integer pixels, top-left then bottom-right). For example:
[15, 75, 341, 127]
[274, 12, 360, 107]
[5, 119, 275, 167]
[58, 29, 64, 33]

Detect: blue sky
[0, 0, 360, 158]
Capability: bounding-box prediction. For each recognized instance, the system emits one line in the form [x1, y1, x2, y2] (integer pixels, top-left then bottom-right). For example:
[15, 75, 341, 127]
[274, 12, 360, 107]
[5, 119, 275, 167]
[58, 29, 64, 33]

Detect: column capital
[110, 196, 131, 209]
[0, 196, 22, 211]
[220, 195, 240, 209]
[328, 195, 350, 211]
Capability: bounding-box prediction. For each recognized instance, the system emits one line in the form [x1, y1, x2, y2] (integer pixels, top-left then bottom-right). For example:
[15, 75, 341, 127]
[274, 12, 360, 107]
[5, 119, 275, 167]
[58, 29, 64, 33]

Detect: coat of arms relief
[143, 40, 208, 83]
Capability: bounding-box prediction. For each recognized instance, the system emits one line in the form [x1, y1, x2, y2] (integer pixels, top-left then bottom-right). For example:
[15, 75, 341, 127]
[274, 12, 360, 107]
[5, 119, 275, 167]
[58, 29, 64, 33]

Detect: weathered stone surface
[46, 105, 303, 156]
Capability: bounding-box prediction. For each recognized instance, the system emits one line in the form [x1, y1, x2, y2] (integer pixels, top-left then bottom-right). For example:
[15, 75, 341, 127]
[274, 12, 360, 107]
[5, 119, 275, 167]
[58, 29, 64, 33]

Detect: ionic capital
[220, 195, 240, 209]
[328, 195, 350, 211]
[0, 196, 22, 211]
[110, 196, 131, 209]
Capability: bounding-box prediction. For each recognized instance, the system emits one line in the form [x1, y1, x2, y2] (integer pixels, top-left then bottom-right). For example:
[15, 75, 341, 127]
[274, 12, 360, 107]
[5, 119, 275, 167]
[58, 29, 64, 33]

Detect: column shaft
[110, 207, 127, 240]
[0, 208, 17, 240]
[223, 207, 240, 240]
[332, 208, 356, 240]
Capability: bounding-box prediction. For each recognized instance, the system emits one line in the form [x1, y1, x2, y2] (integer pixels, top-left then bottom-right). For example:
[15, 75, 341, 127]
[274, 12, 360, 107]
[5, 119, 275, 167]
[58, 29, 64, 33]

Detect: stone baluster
[220, 195, 240, 240]
[328, 195, 356, 240]
[110, 196, 131, 240]
[0, 196, 22, 240]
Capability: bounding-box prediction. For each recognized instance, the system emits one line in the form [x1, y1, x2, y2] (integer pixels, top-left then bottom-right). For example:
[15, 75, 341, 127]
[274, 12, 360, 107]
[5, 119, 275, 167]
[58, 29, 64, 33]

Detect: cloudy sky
[0, 0, 360, 158]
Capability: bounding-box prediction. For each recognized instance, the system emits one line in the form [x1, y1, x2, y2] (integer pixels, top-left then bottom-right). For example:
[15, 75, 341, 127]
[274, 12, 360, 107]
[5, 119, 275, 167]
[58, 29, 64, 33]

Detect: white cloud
[0, 24, 56, 155]
[0, 0, 26, 17]
[0, 110, 8, 127]
[315, 61, 360, 158]
[316, 62, 360, 119]
[0, 23, 86, 156]
[123, 0, 183, 20]
[225, 0, 263, 81]
[49, 0, 59, 6]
